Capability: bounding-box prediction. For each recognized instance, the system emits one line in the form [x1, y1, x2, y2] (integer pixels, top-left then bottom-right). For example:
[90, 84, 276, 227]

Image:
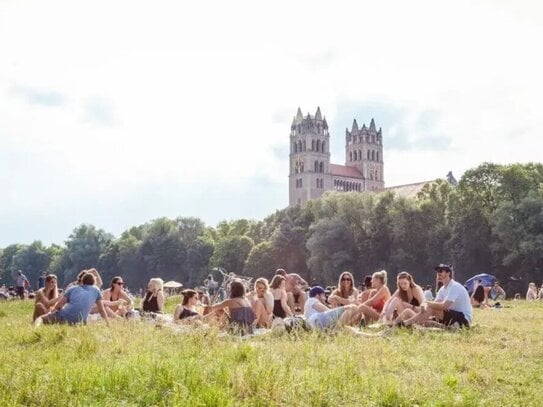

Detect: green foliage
[210, 235, 254, 274]
[1, 162, 542, 293]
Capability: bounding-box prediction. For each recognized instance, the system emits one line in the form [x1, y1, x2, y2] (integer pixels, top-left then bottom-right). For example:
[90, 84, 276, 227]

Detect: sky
[1, 0, 542, 247]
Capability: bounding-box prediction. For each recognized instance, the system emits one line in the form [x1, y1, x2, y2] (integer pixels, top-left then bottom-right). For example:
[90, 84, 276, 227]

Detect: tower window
[319, 162, 324, 173]
[312, 140, 315, 150]
[376, 151, 379, 162]
[371, 150, 375, 161]
[316, 140, 321, 152]
[322, 141, 326, 153]
[353, 150, 357, 161]
[314, 161, 318, 172]
[350, 151, 353, 162]
[367, 150, 370, 160]
[293, 142, 297, 153]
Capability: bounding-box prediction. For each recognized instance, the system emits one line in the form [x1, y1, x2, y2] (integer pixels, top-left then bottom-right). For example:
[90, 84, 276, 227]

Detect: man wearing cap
[403, 264, 472, 328]
[304, 286, 361, 330]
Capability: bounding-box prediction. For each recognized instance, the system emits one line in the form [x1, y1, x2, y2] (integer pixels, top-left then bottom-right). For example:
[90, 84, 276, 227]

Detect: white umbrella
[163, 280, 183, 289]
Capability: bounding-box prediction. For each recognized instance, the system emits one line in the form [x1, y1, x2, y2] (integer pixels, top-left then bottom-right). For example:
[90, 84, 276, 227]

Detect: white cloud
[1, 0, 542, 245]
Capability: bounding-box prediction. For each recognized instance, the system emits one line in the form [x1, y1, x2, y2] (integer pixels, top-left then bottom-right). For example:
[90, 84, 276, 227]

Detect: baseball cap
[309, 286, 325, 298]
[434, 264, 452, 273]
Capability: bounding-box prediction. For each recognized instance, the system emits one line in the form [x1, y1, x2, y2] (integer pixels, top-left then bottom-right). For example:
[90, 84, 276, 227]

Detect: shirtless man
[275, 268, 308, 314]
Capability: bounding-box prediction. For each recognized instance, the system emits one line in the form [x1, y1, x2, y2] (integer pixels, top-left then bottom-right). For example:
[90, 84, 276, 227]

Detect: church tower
[345, 118, 385, 191]
[289, 107, 331, 206]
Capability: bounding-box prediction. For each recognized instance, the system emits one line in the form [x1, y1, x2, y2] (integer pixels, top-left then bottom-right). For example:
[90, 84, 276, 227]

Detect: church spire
[352, 119, 359, 132]
[370, 118, 376, 131]
[315, 106, 322, 120]
[296, 107, 303, 123]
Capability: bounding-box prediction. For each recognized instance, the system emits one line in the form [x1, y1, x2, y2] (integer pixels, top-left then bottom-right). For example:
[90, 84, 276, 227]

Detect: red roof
[329, 164, 364, 179]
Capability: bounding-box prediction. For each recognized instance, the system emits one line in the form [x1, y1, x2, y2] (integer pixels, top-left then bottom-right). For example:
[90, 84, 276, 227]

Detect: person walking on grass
[34, 272, 109, 327]
[15, 270, 30, 299]
[400, 264, 472, 328]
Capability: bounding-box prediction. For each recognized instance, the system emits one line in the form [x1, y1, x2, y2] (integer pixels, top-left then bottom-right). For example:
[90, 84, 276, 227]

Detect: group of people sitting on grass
[32, 263, 476, 333]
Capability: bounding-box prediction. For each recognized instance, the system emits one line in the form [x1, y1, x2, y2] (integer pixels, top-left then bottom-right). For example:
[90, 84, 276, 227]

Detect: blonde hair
[149, 278, 164, 295]
[254, 278, 269, 291]
[372, 270, 388, 286]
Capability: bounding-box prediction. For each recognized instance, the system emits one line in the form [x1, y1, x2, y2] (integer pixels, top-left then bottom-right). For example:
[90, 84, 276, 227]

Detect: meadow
[1, 298, 543, 406]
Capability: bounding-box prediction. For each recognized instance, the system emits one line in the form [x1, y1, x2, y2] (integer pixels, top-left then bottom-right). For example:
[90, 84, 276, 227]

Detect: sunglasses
[115, 282, 125, 285]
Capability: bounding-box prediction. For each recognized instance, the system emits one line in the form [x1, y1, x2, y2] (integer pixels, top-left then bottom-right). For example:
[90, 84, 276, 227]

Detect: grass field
[1, 298, 543, 406]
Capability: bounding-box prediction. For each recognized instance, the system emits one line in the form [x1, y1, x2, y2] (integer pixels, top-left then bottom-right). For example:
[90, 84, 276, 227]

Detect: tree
[210, 235, 254, 275]
[64, 224, 114, 284]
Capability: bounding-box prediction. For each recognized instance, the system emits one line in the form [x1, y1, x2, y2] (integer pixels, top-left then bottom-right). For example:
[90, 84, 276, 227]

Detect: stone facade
[289, 107, 385, 206]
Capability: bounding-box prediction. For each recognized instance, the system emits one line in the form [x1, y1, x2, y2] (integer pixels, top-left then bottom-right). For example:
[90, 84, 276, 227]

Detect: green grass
[1, 299, 543, 406]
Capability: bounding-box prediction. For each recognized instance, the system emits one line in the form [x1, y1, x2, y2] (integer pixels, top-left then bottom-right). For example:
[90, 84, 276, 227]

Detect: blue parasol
[465, 273, 496, 293]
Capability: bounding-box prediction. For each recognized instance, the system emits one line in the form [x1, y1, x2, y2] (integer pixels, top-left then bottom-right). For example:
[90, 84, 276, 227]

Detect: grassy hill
[1, 299, 543, 406]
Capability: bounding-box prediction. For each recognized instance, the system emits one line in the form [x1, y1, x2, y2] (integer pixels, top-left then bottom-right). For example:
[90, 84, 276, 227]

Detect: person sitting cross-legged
[34, 272, 109, 327]
[400, 264, 472, 328]
[329, 272, 359, 308]
[33, 274, 60, 322]
[380, 271, 424, 324]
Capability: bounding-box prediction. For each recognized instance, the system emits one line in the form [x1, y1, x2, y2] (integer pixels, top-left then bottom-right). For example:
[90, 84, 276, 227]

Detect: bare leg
[33, 303, 48, 322]
[287, 292, 295, 313]
[297, 291, 306, 314]
[337, 305, 363, 327]
[358, 304, 380, 324]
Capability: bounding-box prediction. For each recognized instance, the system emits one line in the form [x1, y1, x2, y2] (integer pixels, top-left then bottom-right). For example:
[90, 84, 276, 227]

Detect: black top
[179, 307, 198, 319]
[410, 296, 420, 307]
[273, 299, 286, 318]
[143, 291, 159, 312]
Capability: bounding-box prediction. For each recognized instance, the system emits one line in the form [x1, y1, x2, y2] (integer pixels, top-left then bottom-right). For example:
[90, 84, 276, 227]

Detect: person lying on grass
[33, 274, 60, 322]
[34, 272, 109, 327]
[397, 264, 472, 329]
[304, 286, 361, 330]
[380, 271, 424, 324]
[357, 270, 391, 324]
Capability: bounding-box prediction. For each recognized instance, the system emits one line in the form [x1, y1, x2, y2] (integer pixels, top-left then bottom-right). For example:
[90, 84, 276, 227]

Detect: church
[289, 107, 434, 206]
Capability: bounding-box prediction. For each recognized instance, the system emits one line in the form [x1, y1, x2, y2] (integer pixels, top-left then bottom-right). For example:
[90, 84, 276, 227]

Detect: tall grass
[1, 300, 543, 406]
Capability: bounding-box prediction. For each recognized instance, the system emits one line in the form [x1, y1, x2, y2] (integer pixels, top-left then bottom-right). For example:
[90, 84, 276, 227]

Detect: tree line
[1, 162, 542, 295]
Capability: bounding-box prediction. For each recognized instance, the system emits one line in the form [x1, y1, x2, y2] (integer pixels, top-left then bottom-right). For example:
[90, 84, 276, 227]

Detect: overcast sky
[1, 0, 542, 247]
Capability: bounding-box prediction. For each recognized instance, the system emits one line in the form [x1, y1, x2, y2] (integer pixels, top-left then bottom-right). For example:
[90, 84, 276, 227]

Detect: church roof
[385, 180, 434, 198]
[329, 164, 364, 179]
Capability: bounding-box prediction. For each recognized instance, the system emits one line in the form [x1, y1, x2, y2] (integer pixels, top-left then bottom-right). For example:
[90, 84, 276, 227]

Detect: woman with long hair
[248, 278, 274, 328]
[102, 276, 134, 317]
[270, 275, 293, 319]
[329, 271, 358, 307]
[357, 270, 391, 324]
[380, 271, 424, 323]
[174, 289, 200, 321]
[142, 278, 165, 313]
[208, 279, 256, 334]
[33, 274, 60, 321]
